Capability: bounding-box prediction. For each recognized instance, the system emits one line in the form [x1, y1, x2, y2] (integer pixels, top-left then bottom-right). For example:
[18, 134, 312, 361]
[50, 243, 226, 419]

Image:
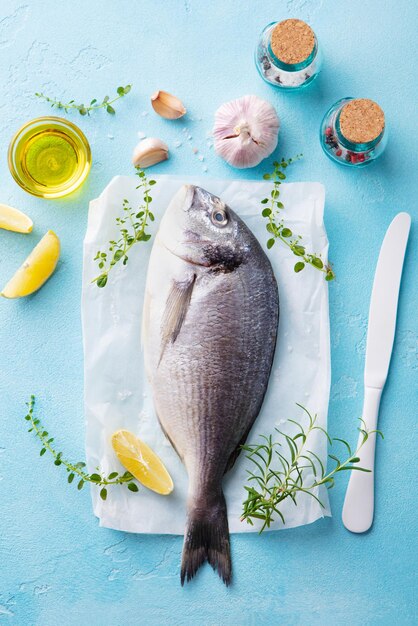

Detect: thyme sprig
[35, 84, 132, 116]
[92, 167, 155, 288]
[262, 158, 335, 281]
[241, 405, 382, 532]
[24, 396, 139, 501]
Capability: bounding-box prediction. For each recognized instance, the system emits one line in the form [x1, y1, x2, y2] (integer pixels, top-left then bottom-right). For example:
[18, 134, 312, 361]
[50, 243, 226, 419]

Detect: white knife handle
[342, 386, 382, 533]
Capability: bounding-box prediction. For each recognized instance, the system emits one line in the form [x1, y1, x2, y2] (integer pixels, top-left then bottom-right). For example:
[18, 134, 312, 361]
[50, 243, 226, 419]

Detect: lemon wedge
[111, 429, 174, 495]
[1, 230, 60, 299]
[0, 203, 33, 233]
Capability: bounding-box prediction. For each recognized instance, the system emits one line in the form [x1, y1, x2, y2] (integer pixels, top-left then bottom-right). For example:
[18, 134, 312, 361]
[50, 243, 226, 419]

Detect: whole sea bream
[142, 185, 279, 585]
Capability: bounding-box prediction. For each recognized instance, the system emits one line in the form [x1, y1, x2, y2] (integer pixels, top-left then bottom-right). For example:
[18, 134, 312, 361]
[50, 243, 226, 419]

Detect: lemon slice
[0, 203, 33, 233]
[111, 429, 174, 495]
[1, 230, 60, 299]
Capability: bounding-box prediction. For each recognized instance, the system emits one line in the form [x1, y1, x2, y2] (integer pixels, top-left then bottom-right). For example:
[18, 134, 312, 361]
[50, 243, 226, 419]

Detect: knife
[342, 212, 411, 533]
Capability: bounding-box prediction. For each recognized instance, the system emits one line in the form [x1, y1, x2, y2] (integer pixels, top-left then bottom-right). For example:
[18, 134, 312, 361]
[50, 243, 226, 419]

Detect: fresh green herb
[35, 84, 132, 116]
[261, 157, 335, 281]
[92, 167, 155, 288]
[24, 396, 139, 499]
[241, 404, 382, 532]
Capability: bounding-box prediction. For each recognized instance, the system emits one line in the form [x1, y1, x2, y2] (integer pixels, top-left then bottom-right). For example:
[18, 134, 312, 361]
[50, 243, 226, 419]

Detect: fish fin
[141, 288, 151, 349]
[224, 423, 254, 474]
[157, 416, 183, 461]
[181, 489, 231, 586]
[160, 274, 196, 362]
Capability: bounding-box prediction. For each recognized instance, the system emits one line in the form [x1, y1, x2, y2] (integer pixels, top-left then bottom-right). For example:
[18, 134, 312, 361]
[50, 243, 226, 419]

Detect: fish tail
[180, 489, 231, 586]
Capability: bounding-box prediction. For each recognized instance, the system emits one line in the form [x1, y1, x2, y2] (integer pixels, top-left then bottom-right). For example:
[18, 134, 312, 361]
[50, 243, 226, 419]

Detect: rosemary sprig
[24, 396, 139, 501]
[35, 84, 132, 116]
[261, 158, 335, 281]
[241, 404, 382, 532]
[92, 167, 155, 288]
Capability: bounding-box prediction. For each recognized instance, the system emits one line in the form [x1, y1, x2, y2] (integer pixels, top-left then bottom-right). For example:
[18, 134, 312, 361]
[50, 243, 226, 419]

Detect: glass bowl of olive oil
[8, 116, 91, 199]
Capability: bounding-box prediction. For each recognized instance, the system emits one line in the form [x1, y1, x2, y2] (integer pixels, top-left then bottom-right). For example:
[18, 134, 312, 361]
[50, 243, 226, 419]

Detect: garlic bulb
[213, 95, 280, 168]
[132, 138, 169, 168]
[151, 90, 186, 119]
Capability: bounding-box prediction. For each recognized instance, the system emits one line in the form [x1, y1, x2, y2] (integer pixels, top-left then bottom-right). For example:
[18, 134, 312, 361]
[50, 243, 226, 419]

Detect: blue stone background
[0, 1, 416, 624]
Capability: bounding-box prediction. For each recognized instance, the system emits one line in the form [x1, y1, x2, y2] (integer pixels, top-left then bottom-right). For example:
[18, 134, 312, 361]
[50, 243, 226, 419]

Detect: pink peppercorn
[325, 127, 332, 137]
[335, 149, 342, 157]
[357, 154, 365, 162]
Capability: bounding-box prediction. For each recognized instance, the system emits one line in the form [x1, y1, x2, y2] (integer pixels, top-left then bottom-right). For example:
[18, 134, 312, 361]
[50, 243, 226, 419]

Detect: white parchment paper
[82, 175, 331, 534]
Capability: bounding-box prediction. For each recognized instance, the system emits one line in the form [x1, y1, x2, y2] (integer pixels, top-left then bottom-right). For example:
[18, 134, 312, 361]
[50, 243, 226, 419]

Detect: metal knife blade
[365, 212, 412, 389]
[342, 212, 411, 533]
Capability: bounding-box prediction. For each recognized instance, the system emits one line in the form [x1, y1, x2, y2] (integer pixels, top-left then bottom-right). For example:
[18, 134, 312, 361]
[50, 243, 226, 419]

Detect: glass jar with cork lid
[320, 98, 387, 167]
[255, 18, 321, 89]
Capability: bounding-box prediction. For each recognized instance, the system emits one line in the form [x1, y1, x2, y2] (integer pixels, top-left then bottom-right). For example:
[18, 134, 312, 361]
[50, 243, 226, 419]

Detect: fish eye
[211, 208, 228, 227]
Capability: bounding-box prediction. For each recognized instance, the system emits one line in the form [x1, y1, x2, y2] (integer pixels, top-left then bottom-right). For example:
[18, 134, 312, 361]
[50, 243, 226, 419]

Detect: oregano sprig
[35, 84, 132, 116]
[92, 167, 156, 288]
[241, 405, 382, 532]
[24, 396, 139, 501]
[261, 158, 335, 281]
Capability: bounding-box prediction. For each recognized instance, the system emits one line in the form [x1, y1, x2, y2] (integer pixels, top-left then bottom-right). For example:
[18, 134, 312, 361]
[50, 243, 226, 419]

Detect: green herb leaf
[292, 245, 305, 257]
[100, 487, 108, 501]
[96, 274, 108, 288]
[128, 482, 139, 492]
[35, 84, 132, 116]
[241, 406, 380, 531]
[260, 156, 334, 281]
[24, 396, 139, 498]
[92, 168, 156, 287]
[311, 256, 324, 269]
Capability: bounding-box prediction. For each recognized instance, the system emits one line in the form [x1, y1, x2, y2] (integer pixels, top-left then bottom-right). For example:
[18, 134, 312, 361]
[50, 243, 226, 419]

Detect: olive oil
[8, 117, 91, 198]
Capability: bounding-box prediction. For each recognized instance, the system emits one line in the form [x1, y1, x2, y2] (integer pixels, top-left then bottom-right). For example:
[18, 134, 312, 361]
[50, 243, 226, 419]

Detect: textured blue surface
[0, 2, 417, 625]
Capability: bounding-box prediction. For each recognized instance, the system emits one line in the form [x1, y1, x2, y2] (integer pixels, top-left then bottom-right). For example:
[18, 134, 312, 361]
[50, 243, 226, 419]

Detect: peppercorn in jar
[320, 98, 387, 167]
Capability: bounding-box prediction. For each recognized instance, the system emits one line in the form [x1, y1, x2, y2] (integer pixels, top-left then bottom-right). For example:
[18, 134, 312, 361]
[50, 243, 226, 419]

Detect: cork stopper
[339, 99, 385, 144]
[271, 19, 315, 65]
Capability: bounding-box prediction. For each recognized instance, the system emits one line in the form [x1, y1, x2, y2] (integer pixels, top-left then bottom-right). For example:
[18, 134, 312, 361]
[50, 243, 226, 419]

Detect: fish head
[158, 185, 249, 270]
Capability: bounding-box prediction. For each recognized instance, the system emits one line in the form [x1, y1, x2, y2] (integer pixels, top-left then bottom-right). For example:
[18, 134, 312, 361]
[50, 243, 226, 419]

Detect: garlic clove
[213, 95, 280, 169]
[132, 138, 169, 168]
[151, 90, 187, 119]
